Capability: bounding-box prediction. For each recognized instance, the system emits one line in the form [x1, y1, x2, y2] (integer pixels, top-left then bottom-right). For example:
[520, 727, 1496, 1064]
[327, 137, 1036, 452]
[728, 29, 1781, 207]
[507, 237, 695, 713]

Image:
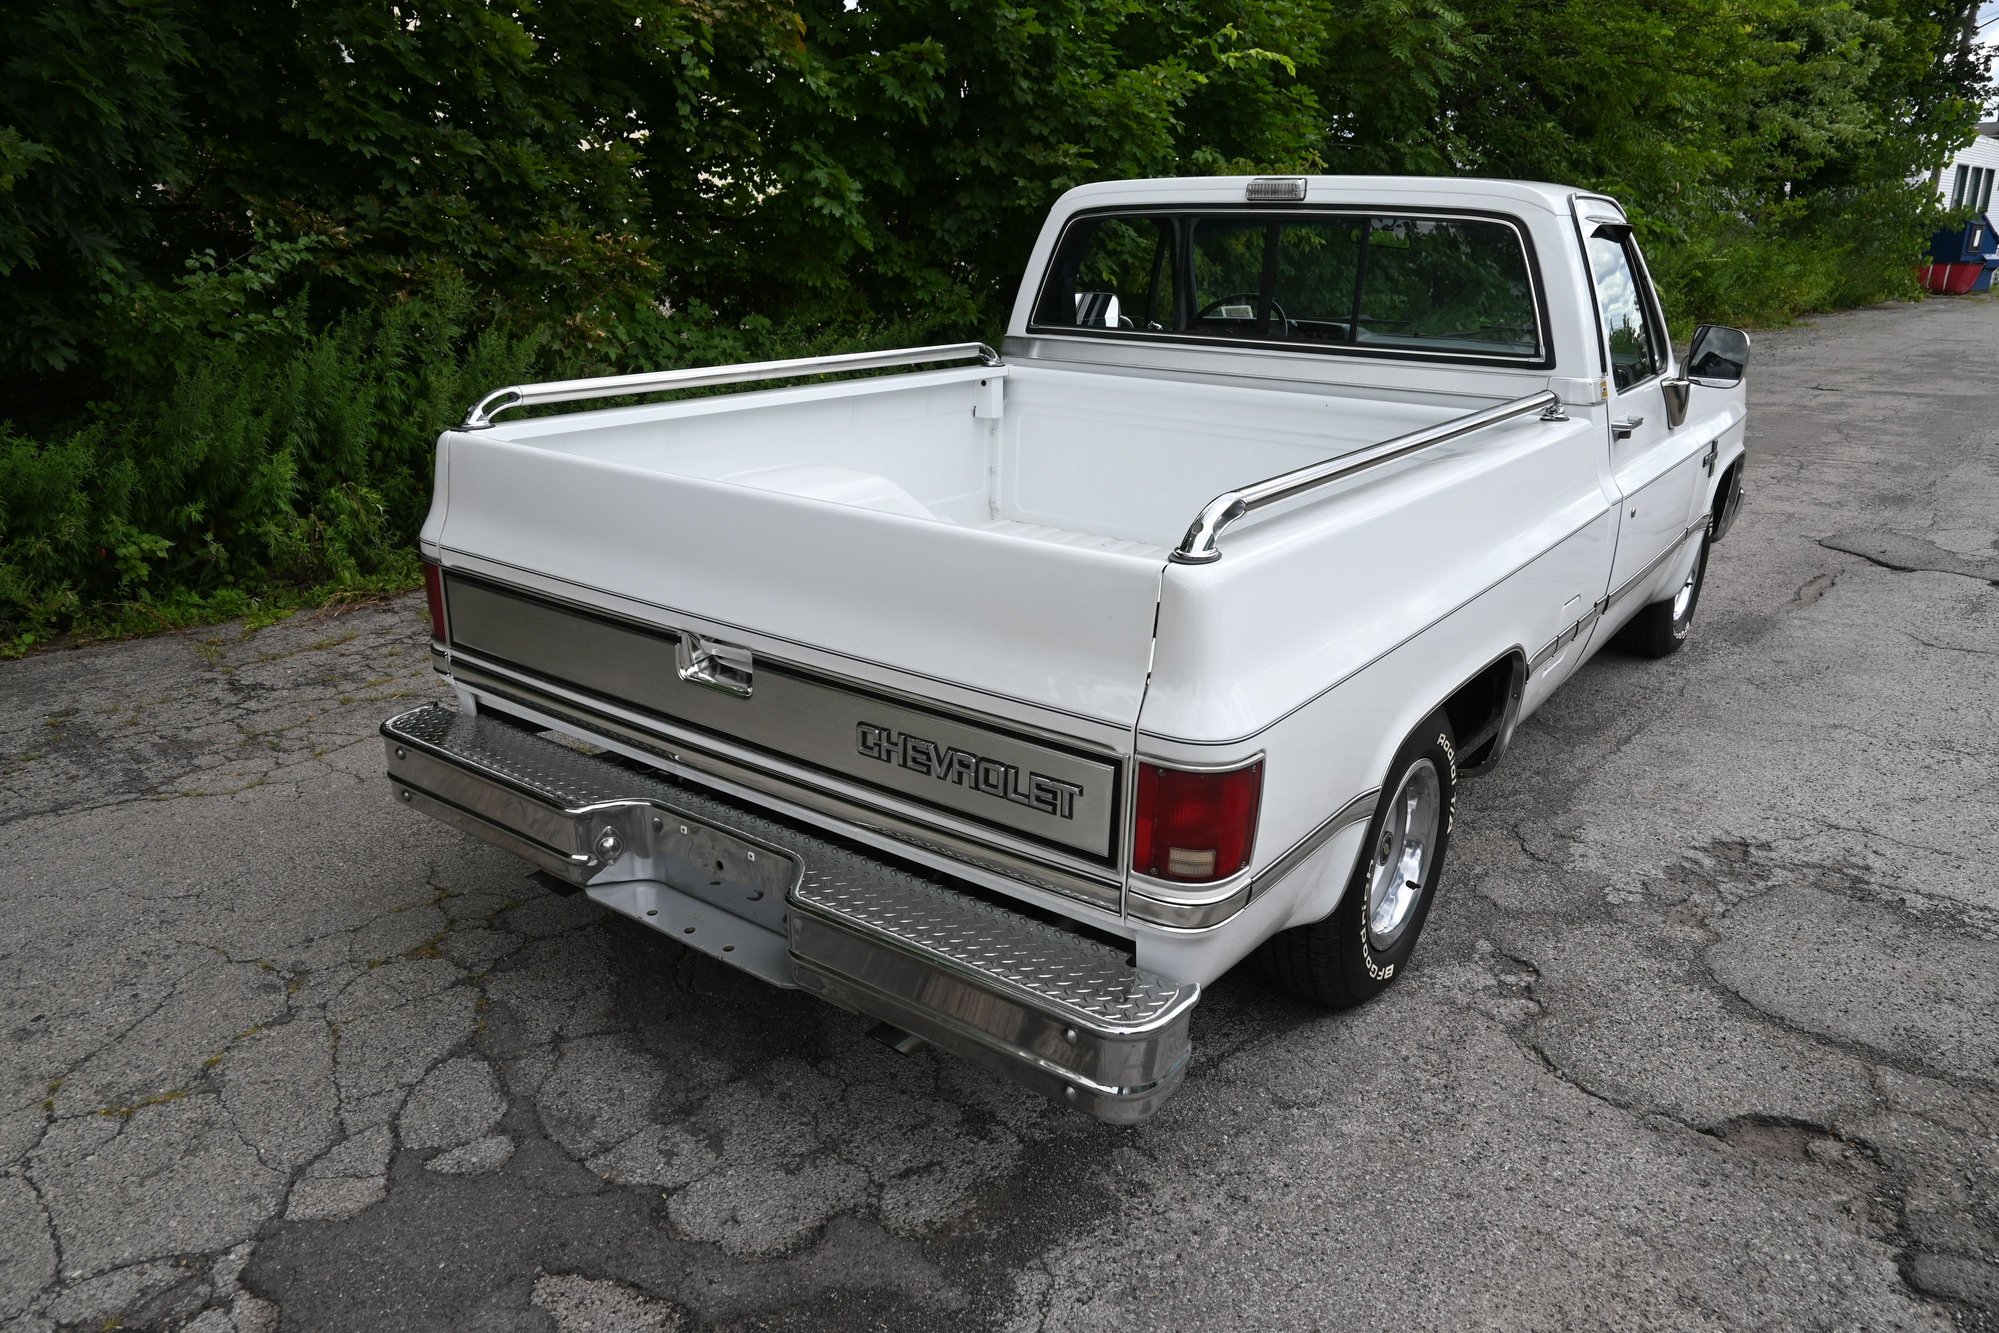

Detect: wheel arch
[1443, 646, 1528, 777]
[1708, 454, 1745, 544]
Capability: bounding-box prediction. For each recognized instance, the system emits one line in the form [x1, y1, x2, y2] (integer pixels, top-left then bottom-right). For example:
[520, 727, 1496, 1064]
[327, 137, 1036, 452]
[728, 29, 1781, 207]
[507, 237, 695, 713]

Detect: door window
[1586, 229, 1661, 391]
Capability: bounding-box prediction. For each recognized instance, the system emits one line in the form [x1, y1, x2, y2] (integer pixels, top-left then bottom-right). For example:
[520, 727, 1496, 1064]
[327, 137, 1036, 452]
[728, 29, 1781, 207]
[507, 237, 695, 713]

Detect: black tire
[1614, 532, 1709, 659]
[1257, 710, 1457, 1008]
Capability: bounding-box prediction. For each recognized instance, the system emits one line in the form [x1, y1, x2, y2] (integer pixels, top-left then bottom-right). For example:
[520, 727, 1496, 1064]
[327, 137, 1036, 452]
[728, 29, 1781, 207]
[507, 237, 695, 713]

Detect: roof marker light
[1246, 177, 1307, 203]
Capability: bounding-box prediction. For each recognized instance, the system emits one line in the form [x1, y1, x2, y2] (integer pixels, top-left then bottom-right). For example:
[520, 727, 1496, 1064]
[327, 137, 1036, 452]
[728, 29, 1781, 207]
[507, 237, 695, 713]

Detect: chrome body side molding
[1252, 788, 1380, 900]
[1528, 514, 1712, 675]
[1123, 786, 1382, 932]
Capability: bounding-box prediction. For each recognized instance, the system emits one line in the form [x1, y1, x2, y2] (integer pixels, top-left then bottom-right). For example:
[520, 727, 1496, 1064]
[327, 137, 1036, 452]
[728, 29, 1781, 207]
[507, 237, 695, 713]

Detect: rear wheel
[1257, 710, 1457, 1007]
[1615, 532, 1709, 658]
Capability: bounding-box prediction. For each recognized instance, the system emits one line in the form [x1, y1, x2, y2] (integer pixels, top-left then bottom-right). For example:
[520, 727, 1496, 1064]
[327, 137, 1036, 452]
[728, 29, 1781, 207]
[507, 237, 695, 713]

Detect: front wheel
[1256, 710, 1457, 1008]
[1614, 532, 1709, 659]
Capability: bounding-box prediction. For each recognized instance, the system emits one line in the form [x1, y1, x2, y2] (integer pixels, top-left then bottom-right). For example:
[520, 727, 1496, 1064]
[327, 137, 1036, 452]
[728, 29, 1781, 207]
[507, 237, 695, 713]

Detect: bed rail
[460, 342, 1003, 430]
[1168, 390, 1568, 564]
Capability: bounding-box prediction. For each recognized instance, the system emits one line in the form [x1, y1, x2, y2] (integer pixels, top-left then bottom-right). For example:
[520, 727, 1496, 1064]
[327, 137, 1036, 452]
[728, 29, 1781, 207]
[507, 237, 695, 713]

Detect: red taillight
[1133, 760, 1263, 883]
[423, 561, 448, 643]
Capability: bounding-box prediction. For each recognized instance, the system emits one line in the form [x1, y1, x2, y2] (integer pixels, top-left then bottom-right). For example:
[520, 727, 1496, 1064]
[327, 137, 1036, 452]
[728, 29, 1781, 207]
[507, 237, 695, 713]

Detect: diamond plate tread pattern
[388, 704, 806, 856]
[792, 868, 1188, 1028]
[388, 703, 1186, 1030]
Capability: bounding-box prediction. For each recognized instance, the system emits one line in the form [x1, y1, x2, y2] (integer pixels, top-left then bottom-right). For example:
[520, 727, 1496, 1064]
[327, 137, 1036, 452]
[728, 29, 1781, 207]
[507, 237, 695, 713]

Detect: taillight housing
[422, 560, 448, 643]
[1133, 759, 1263, 884]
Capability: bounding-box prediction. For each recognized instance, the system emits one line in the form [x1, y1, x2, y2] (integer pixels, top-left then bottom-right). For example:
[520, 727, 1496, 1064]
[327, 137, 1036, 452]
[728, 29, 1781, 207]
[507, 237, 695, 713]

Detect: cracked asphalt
[2, 295, 1997, 1332]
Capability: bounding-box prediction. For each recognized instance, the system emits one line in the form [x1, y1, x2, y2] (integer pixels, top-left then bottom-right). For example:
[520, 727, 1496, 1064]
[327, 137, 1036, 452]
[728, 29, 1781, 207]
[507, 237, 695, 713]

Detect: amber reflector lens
[1133, 760, 1263, 884]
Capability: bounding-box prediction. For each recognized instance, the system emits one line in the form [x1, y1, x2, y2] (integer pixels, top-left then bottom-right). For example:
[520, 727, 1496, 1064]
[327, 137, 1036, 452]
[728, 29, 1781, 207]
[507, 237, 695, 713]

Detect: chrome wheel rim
[1672, 568, 1697, 621]
[1366, 758, 1441, 951]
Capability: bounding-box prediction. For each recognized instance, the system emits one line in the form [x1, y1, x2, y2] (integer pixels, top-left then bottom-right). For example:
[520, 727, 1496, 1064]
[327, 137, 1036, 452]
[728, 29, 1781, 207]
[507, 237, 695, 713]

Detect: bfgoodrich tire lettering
[1256, 709, 1457, 1008]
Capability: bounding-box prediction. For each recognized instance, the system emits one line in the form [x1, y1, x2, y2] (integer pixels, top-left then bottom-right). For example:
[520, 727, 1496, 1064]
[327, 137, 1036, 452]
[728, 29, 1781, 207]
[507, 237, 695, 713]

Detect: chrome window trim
[1002, 335, 1543, 400]
[1139, 505, 1612, 747]
[1027, 206, 1555, 372]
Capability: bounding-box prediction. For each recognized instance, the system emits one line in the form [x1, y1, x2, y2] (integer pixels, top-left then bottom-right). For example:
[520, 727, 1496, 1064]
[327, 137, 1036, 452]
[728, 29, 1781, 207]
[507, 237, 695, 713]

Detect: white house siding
[1940, 128, 1999, 212]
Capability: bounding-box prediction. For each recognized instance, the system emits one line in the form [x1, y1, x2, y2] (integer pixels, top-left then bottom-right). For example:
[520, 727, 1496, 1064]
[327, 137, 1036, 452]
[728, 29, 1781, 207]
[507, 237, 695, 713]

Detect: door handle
[1611, 415, 1645, 439]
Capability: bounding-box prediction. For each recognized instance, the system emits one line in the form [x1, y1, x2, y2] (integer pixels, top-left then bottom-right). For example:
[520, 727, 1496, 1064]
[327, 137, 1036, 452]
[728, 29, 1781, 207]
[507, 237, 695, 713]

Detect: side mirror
[1686, 323, 1750, 387]
[1072, 291, 1122, 328]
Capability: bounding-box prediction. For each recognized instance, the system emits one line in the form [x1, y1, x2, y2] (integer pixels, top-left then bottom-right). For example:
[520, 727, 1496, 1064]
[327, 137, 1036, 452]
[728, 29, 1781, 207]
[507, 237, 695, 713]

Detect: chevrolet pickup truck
[382, 176, 1749, 1123]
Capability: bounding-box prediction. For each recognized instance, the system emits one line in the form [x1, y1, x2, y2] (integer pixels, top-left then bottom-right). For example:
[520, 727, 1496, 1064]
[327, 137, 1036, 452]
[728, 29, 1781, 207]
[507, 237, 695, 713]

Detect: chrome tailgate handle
[677, 634, 754, 698]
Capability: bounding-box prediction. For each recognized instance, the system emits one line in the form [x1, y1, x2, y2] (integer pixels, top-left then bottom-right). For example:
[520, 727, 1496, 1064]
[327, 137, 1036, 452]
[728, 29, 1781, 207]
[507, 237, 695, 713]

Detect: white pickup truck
[383, 175, 1748, 1122]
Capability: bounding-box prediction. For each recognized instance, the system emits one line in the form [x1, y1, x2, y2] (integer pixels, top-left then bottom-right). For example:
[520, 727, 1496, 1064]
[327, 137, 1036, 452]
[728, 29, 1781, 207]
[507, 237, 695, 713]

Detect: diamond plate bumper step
[382, 703, 1197, 1122]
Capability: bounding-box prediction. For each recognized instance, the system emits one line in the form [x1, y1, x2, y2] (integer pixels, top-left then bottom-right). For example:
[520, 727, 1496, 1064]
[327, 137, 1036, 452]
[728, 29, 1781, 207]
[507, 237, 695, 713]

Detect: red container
[1919, 262, 1983, 294]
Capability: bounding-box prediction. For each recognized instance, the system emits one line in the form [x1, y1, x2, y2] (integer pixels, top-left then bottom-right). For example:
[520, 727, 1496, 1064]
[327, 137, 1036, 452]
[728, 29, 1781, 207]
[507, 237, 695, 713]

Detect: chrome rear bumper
[382, 704, 1196, 1122]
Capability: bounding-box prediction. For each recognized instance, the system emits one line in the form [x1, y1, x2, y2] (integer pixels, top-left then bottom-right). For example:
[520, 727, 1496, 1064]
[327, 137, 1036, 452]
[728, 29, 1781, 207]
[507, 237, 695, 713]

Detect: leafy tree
[0, 1, 195, 376]
[0, 0, 1991, 644]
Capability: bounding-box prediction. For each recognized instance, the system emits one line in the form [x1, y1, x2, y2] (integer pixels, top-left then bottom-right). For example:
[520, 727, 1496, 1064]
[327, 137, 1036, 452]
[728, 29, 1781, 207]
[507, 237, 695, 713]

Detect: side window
[1586, 229, 1661, 391]
[1032, 215, 1176, 331]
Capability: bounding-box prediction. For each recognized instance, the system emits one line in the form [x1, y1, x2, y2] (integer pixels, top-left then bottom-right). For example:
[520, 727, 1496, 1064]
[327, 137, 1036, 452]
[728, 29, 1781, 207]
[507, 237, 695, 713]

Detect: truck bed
[481, 363, 1462, 557]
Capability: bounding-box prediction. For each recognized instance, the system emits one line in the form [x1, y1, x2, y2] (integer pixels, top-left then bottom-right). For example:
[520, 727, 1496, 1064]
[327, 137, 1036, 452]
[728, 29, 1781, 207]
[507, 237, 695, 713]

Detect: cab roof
[1050, 175, 1600, 220]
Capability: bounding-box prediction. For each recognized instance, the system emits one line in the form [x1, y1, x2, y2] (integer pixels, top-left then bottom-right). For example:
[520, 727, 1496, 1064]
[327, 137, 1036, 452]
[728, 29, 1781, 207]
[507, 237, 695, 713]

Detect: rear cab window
[1032, 208, 1548, 368]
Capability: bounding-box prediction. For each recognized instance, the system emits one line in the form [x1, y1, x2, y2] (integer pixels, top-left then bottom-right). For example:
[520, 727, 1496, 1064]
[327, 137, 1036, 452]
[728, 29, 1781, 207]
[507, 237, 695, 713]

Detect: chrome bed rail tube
[1169, 389, 1566, 564]
[460, 342, 1003, 429]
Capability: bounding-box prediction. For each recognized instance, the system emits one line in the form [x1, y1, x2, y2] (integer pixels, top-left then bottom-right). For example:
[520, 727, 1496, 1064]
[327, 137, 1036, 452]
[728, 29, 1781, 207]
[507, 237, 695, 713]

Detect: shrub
[0, 279, 563, 650]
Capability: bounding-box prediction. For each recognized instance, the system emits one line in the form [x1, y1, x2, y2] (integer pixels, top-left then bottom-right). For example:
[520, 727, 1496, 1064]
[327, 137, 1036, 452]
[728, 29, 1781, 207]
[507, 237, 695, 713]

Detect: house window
[1953, 165, 1970, 208]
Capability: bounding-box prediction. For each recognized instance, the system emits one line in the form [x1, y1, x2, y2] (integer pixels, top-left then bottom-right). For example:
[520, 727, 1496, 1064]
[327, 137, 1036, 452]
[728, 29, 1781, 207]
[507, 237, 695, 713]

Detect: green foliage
[0, 279, 560, 650]
[0, 0, 1990, 646]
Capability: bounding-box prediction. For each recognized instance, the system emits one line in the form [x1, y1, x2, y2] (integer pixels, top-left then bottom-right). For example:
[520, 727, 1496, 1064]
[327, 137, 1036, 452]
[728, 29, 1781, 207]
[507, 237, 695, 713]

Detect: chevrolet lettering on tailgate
[856, 722, 1085, 819]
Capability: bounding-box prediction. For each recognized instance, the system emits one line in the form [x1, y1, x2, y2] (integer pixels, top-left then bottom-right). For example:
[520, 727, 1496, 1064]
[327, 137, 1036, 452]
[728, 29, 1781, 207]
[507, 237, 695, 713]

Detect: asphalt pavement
[1, 296, 1995, 1332]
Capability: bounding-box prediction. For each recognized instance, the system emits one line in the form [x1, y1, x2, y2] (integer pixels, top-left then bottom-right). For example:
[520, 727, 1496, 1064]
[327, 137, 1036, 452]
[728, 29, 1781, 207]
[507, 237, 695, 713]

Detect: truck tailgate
[429, 429, 1162, 854]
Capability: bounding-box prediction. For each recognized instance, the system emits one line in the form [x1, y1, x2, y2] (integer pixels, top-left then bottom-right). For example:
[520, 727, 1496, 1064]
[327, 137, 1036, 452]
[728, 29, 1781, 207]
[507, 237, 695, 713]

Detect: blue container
[1929, 214, 1998, 265]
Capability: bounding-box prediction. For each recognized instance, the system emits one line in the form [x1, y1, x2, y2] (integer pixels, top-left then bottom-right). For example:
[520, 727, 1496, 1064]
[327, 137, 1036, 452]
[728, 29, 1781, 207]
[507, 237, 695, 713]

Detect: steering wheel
[1195, 292, 1290, 338]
